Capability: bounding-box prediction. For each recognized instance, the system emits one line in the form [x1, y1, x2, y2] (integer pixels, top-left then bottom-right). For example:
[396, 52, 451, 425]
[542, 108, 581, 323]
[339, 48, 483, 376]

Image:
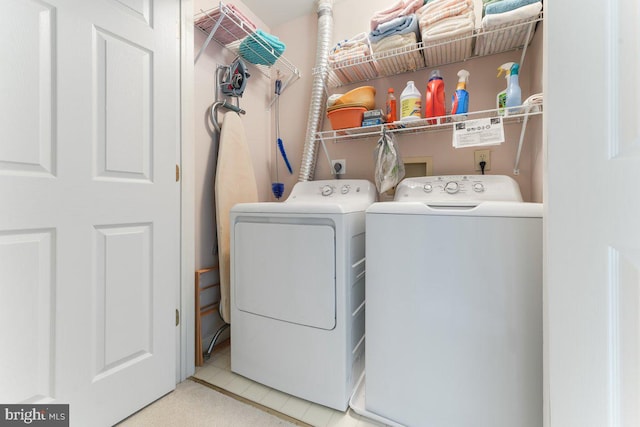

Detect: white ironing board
[215, 112, 258, 323]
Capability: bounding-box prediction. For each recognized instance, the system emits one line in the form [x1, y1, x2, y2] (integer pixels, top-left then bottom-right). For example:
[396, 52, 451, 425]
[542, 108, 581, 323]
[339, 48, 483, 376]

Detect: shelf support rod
[267, 71, 299, 110]
[518, 20, 535, 69]
[195, 4, 225, 64]
[319, 133, 335, 175]
[513, 110, 531, 175]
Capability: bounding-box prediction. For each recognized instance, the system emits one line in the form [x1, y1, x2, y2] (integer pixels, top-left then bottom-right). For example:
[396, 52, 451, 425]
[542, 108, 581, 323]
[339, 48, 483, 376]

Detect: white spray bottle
[496, 62, 514, 116]
[505, 63, 522, 114]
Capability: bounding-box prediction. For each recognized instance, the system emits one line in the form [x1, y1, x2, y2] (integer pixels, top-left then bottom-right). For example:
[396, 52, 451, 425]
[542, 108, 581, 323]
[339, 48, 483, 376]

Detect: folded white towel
[371, 32, 424, 75]
[329, 32, 372, 63]
[335, 31, 369, 48]
[418, 0, 474, 28]
[522, 93, 543, 112]
[421, 11, 475, 41]
[329, 45, 370, 62]
[481, 1, 541, 28]
[371, 31, 418, 53]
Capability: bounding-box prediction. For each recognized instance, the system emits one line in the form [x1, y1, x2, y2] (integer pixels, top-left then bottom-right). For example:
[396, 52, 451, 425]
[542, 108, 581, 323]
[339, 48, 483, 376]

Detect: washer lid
[394, 175, 523, 205]
[367, 200, 542, 218]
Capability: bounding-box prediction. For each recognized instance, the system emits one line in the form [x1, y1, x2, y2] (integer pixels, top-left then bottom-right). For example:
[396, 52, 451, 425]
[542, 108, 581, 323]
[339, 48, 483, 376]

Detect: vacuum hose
[298, 0, 334, 182]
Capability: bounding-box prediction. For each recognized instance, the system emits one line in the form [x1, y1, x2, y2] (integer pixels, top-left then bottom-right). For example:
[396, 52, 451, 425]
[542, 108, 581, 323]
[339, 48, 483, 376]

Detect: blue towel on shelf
[485, 0, 540, 15]
[369, 14, 419, 44]
[239, 29, 286, 66]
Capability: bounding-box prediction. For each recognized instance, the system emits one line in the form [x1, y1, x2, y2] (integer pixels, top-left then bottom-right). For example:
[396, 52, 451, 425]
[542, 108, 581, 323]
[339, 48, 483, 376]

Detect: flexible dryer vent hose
[298, 0, 333, 182]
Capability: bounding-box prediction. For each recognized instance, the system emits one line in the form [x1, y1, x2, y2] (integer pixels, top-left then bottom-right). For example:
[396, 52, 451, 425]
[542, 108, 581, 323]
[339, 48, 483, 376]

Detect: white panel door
[0, 0, 180, 425]
[547, 1, 640, 426]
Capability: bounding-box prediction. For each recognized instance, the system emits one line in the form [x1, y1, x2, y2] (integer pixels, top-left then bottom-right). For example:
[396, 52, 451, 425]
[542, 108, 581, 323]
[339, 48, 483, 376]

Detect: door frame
[179, 0, 196, 381]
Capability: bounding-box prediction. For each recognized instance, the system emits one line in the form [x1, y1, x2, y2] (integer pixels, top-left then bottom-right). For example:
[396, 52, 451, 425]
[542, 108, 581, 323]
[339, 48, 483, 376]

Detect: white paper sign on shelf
[452, 117, 505, 148]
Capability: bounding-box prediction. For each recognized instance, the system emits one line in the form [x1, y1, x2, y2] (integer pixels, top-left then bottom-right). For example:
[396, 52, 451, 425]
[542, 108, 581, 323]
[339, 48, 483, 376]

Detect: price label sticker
[452, 117, 505, 148]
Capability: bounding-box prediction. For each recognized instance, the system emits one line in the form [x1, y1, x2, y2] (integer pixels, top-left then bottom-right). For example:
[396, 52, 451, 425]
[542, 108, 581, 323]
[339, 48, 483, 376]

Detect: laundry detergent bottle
[451, 69, 470, 120]
[425, 69, 445, 124]
[386, 87, 397, 123]
[400, 80, 421, 121]
[505, 63, 522, 114]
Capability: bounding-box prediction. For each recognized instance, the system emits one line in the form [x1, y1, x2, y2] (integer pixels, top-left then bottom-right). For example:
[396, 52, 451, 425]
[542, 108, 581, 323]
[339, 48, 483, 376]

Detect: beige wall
[194, 1, 545, 259]
[193, 0, 273, 344]
[270, 0, 544, 202]
[194, 0, 273, 268]
[192, 0, 544, 348]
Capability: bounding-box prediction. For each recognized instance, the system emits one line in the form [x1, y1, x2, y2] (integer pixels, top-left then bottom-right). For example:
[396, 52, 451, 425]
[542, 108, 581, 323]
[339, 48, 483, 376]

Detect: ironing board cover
[215, 112, 258, 324]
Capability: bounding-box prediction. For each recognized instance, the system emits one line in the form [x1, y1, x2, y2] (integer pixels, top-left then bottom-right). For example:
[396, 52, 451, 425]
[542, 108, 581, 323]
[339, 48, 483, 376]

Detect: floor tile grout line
[188, 376, 313, 427]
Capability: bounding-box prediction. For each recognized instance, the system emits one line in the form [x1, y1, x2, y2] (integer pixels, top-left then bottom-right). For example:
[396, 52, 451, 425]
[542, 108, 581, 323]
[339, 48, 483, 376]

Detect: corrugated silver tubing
[298, 0, 334, 182]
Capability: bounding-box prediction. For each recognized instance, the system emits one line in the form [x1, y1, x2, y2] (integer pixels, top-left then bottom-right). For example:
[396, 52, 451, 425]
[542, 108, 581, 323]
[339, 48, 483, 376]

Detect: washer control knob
[473, 183, 485, 193]
[321, 185, 333, 196]
[423, 184, 433, 193]
[444, 181, 459, 194]
[341, 185, 350, 194]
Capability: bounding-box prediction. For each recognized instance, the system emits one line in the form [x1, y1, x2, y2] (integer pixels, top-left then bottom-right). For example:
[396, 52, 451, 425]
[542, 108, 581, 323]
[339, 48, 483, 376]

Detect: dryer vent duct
[298, 0, 333, 182]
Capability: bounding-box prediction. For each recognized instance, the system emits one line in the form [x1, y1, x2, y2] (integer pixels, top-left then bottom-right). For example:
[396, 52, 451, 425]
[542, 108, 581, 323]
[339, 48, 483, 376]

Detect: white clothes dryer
[230, 179, 376, 411]
[364, 175, 542, 427]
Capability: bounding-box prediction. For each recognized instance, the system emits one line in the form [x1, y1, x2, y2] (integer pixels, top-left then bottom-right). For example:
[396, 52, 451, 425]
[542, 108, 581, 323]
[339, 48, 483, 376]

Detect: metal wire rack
[315, 12, 543, 88]
[194, 1, 301, 95]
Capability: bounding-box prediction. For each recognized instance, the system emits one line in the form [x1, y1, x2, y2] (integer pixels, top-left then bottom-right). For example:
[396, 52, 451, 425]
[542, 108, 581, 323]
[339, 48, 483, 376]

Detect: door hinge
[176, 164, 180, 182]
[176, 309, 180, 326]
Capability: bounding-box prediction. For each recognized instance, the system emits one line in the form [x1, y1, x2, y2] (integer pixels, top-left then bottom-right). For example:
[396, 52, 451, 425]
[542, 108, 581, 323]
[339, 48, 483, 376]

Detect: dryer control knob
[321, 185, 334, 196]
[473, 183, 485, 193]
[444, 181, 459, 194]
[341, 185, 350, 194]
[423, 184, 433, 193]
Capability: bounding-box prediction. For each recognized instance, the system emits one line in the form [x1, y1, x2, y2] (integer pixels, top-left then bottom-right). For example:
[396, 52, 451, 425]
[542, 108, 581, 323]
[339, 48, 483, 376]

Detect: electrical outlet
[474, 149, 491, 172]
[332, 159, 346, 175]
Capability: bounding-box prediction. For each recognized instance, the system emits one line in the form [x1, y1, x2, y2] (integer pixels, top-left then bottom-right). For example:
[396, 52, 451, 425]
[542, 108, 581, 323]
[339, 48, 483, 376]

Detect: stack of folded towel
[481, 0, 542, 29]
[370, 0, 425, 31]
[328, 33, 378, 85]
[239, 29, 285, 66]
[369, 13, 425, 75]
[330, 33, 372, 63]
[370, 14, 420, 51]
[417, 0, 475, 65]
[475, 0, 542, 55]
[367, 0, 425, 75]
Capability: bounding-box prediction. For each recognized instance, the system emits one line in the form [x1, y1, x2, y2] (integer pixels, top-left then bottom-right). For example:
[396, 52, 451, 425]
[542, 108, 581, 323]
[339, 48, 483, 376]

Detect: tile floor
[193, 343, 388, 427]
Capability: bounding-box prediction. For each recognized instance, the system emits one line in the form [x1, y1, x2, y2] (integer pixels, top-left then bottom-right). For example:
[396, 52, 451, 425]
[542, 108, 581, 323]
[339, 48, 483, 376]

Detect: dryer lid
[285, 179, 377, 212]
[232, 179, 377, 214]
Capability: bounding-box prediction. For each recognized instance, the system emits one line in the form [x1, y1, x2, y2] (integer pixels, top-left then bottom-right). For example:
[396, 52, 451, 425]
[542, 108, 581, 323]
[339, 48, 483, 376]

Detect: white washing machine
[364, 175, 542, 427]
[230, 179, 376, 411]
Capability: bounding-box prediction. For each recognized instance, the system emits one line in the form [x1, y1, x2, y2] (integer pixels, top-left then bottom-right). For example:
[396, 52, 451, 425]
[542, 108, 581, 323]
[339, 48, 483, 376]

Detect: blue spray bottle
[451, 69, 470, 119]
